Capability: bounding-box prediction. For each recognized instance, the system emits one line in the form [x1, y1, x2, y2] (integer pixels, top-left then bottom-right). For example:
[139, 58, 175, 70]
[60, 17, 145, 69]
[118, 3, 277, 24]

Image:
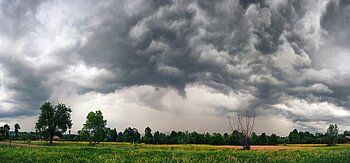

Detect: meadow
[1, 141, 350, 162]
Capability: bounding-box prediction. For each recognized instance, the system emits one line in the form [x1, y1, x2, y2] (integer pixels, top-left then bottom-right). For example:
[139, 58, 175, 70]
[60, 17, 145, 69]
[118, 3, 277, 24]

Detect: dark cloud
[239, 0, 267, 9]
[0, 0, 41, 38]
[321, 0, 350, 46]
[0, 55, 50, 117]
[79, 0, 350, 128]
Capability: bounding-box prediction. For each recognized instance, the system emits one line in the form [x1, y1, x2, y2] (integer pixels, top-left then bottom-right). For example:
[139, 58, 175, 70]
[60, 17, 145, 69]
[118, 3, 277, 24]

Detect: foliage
[3, 124, 10, 138]
[82, 110, 107, 145]
[0, 126, 4, 139]
[105, 128, 118, 142]
[326, 124, 338, 146]
[142, 127, 153, 144]
[288, 129, 300, 144]
[268, 134, 279, 145]
[118, 127, 141, 143]
[35, 102, 73, 144]
[0, 142, 350, 162]
[6, 107, 344, 148]
[14, 124, 20, 137]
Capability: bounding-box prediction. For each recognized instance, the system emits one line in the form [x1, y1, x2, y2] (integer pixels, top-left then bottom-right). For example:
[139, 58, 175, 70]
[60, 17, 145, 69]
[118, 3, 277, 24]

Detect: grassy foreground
[1, 141, 350, 162]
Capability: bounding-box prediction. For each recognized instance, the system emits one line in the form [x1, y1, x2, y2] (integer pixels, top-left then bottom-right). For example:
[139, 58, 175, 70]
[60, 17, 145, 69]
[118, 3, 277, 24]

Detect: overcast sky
[1, 0, 350, 136]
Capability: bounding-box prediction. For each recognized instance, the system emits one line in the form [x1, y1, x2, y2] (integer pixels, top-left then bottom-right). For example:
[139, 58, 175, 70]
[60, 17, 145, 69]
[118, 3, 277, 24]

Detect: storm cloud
[0, 0, 350, 134]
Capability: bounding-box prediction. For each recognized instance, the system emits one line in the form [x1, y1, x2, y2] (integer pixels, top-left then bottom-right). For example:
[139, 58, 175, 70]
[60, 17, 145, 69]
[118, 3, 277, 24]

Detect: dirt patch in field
[214, 145, 309, 150]
[0, 141, 43, 148]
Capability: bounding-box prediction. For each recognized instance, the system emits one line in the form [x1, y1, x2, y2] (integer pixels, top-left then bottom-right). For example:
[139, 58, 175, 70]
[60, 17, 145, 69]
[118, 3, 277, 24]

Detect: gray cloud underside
[1, 0, 350, 132]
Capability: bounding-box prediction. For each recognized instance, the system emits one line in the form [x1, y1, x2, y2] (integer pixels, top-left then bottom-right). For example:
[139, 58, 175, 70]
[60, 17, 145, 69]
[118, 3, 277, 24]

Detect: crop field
[0, 141, 350, 162]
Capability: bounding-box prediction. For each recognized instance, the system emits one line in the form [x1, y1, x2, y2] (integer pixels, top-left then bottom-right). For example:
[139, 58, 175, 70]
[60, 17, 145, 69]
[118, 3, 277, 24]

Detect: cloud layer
[0, 0, 350, 134]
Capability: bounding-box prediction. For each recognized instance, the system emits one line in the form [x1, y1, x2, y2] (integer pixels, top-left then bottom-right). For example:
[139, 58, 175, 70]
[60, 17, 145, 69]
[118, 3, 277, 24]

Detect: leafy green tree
[122, 127, 140, 143]
[4, 124, 10, 138]
[326, 124, 338, 146]
[153, 131, 160, 144]
[14, 123, 20, 137]
[251, 132, 258, 145]
[175, 131, 187, 144]
[0, 126, 4, 138]
[288, 129, 300, 144]
[301, 131, 314, 144]
[152, 131, 167, 144]
[344, 131, 350, 136]
[204, 133, 211, 144]
[78, 129, 90, 141]
[104, 128, 118, 142]
[188, 131, 204, 144]
[229, 130, 241, 145]
[223, 133, 230, 145]
[82, 110, 107, 145]
[116, 132, 123, 142]
[143, 127, 153, 144]
[168, 131, 178, 144]
[210, 133, 223, 145]
[35, 102, 73, 144]
[109, 128, 118, 142]
[268, 134, 279, 145]
[258, 133, 268, 145]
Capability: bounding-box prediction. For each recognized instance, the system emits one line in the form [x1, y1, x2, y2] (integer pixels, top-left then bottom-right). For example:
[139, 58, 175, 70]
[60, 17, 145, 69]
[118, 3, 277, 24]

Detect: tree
[288, 129, 300, 144]
[258, 133, 268, 145]
[228, 110, 256, 150]
[189, 131, 204, 144]
[110, 128, 118, 142]
[121, 127, 140, 143]
[210, 133, 223, 145]
[4, 124, 10, 138]
[104, 128, 118, 142]
[78, 129, 90, 141]
[229, 130, 241, 145]
[223, 133, 230, 145]
[344, 131, 350, 136]
[35, 102, 73, 144]
[268, 134, 279, 145]
[326, 124, 338, 146]
[0, 126, 4, 138]
[14, 123, 20, 137]
[251, 132, 258, 145]
[143, 127, 153, 144]
[153, 131, 160, 144]
[82, 110, 107, 145]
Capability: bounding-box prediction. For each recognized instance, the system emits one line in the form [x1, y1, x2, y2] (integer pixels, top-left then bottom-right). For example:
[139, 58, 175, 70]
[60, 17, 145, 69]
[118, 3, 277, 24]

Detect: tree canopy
[14, 123, 20, 137]
[82, 110, 107, 145]
[326, 124, 338, 146]
[35, 102, 73, 144]
[3, 124, 10, 138]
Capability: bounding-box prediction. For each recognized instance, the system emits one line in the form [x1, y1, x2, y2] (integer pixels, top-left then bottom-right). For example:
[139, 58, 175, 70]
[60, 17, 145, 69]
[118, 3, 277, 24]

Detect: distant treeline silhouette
[3, 126, 349, 145]
[1, 102, 349, 146]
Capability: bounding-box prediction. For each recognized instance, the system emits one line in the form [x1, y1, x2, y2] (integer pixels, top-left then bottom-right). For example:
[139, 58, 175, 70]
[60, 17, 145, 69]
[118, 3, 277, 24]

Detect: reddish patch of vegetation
[215, 145, 309, 150]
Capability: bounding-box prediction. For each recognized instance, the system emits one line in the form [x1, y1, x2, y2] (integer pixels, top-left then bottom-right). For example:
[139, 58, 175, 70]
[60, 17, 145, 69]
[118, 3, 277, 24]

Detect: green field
[1, 141, 350, 162]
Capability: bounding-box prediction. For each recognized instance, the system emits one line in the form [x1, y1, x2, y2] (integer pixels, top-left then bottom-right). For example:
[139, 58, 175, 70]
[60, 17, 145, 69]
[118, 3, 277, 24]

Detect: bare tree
[228, 110, 256, 150]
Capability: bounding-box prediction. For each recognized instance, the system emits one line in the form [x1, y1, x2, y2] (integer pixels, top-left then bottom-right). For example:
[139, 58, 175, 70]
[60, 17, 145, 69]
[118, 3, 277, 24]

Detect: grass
[1, 141, 350, 162]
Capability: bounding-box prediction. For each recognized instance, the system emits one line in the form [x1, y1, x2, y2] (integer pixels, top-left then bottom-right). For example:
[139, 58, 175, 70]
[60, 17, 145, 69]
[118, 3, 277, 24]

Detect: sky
[0, 0, 350, 136]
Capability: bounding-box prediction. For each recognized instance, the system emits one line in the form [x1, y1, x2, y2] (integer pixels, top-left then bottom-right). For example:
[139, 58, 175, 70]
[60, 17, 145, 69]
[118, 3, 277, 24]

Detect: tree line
[1, 102, 349, 147]
[0, 123, 21, 140]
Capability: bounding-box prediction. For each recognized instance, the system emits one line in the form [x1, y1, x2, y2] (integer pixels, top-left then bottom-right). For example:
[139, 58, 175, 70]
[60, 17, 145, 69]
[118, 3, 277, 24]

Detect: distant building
[345, 136, 350, 143]
[53, 136, 60, 141]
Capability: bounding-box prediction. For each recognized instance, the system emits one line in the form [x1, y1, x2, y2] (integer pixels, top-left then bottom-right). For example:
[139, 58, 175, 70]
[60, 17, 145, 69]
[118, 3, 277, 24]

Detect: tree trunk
[242, 136, 251, 150]
[49, 133, 54, 144]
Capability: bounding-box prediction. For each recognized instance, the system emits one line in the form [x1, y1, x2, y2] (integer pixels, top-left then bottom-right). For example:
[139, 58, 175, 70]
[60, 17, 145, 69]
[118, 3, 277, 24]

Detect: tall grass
[1, 142, 350, 162]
